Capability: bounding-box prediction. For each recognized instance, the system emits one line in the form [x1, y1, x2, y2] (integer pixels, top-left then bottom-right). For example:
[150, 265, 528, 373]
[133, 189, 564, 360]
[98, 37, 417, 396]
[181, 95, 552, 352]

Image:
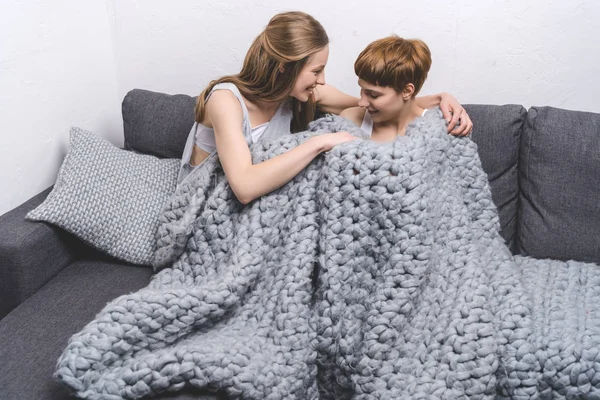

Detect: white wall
[1, 1, 121, 215]
[2, 0, 599, 215]
[111, 0, 600, 111]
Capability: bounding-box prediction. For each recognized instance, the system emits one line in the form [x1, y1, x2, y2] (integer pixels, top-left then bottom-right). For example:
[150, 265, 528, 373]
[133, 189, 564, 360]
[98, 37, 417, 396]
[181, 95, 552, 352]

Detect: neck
[242, 95, 282, 116]
[254, 97, 282, 110]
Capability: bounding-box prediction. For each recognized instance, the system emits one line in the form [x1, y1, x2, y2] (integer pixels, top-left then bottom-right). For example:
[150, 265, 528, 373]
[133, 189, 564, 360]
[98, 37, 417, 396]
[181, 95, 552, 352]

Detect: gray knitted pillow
[26, 127, 180, 265]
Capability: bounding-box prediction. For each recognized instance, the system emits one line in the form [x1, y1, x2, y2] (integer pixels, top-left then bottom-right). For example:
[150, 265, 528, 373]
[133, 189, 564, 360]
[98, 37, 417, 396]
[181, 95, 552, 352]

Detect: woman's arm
[208, 90, 356, 204]
[313, 84, 359, 115]
[414, 93, 443, 109]
[317, 84, 472, 135]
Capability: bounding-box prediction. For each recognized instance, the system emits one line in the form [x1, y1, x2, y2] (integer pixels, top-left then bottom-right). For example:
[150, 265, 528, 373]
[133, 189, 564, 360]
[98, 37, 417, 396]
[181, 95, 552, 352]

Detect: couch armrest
[0, 188, 77, 319]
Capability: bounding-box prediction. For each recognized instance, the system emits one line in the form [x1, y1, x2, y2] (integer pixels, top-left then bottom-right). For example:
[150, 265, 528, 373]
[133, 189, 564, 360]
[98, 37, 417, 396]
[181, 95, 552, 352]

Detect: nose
[358, 93, 369, 108]
[316, 70, 325, 85]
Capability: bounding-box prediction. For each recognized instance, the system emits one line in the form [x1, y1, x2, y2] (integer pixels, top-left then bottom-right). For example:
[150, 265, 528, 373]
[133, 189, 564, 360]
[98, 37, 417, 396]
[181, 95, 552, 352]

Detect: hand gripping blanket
[55, 109, 600, 399]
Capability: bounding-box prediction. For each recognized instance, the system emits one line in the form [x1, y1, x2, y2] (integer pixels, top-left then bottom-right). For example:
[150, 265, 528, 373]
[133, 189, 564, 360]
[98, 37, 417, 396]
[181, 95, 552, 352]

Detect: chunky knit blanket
[56, 110, 600, 399]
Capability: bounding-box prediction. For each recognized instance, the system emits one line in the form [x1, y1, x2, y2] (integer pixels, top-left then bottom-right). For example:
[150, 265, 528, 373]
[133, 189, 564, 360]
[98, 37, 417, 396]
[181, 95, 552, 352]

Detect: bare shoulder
[204, 89, 243, 127]
[339, 107, 365, 127]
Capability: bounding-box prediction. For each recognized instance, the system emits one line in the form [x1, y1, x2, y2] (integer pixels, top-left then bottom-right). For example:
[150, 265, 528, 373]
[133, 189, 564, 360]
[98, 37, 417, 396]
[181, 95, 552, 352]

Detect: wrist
[308, 136, 327, 154]
[417, 93, 444, 108]
[435, 92, 445, 104]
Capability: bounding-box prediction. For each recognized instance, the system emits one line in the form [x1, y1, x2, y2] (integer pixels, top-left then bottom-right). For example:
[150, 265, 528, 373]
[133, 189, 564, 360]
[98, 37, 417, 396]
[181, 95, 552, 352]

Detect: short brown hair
[354, 36, 432, 97]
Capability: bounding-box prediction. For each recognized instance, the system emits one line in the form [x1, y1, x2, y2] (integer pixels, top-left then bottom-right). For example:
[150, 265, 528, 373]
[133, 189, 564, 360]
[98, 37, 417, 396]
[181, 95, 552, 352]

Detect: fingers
[446, 110, 461, 133]
[338, 131, 358, 141]
[342, 132, 358, 143]
[460, 113, 474, 136]
[448, 110, 474, 136]
[440, 104, 453, 126]
[323, 132, 357, 151]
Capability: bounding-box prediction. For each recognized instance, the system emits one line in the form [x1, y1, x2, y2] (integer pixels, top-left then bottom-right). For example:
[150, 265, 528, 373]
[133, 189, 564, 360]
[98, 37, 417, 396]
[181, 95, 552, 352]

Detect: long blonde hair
[195, 11, 329, 132]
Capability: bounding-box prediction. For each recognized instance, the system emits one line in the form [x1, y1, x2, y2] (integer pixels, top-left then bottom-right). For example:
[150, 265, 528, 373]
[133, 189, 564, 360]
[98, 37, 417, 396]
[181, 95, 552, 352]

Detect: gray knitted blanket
[56, 110, 600, 399]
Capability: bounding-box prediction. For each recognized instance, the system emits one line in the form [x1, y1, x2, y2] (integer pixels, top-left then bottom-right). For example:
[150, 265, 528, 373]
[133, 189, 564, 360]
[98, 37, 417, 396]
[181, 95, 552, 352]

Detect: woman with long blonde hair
[179, 11, 472, 204]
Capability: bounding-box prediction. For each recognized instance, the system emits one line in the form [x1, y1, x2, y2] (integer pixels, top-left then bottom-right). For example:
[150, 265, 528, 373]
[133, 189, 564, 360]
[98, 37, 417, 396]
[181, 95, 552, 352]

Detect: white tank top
[360, 108, 428, 136]
[178, 82, 293, 184]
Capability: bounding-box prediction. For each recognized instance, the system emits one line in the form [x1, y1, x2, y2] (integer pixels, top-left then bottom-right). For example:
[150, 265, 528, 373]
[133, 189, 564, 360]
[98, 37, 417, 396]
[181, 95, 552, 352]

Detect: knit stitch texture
[55, 110, 600, 399]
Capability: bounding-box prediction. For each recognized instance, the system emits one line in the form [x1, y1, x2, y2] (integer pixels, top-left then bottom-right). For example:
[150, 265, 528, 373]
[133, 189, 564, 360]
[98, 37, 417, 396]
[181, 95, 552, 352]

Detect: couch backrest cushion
[122, 89, 196, 159]
[465, 104, 525, 252]
[121, 93, 525, 251]
[518, 106, 600, 263]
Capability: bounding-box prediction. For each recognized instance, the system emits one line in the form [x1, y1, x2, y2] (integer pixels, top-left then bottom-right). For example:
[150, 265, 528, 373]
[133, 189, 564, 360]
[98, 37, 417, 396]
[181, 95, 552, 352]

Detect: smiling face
[289, 45, 329, 102]
[357, 79, 409, 122]
[353, 36, 432, 123]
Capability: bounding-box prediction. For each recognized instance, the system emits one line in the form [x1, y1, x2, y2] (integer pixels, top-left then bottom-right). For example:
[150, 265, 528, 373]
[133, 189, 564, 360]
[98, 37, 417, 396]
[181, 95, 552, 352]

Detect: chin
[292, 93, 310, 103]
[369, 112, 382, 121]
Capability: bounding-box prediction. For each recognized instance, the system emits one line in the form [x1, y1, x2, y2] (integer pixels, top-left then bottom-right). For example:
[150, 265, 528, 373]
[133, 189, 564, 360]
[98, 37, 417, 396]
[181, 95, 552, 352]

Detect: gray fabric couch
[1, 89, 598, 400]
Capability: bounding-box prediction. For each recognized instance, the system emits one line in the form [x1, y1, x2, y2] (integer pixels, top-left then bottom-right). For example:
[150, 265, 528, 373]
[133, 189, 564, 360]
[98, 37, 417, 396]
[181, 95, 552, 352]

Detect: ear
[402, 83, 415, 100]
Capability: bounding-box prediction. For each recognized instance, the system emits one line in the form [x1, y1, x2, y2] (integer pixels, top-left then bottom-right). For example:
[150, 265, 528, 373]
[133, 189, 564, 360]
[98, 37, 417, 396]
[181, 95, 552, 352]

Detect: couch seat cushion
[0, 259, 222, 400]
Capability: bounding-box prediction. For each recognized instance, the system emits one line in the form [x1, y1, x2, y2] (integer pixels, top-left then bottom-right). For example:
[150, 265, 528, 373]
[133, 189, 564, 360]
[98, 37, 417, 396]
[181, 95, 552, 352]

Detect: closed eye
[361, 89, 379, 99]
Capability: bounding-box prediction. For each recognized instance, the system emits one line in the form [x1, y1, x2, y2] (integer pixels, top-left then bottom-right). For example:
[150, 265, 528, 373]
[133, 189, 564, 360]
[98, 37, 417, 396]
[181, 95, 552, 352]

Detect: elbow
[231, 185, 256, 205]
[236, 194, 254, 205]
[227, 169, 262, 204]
